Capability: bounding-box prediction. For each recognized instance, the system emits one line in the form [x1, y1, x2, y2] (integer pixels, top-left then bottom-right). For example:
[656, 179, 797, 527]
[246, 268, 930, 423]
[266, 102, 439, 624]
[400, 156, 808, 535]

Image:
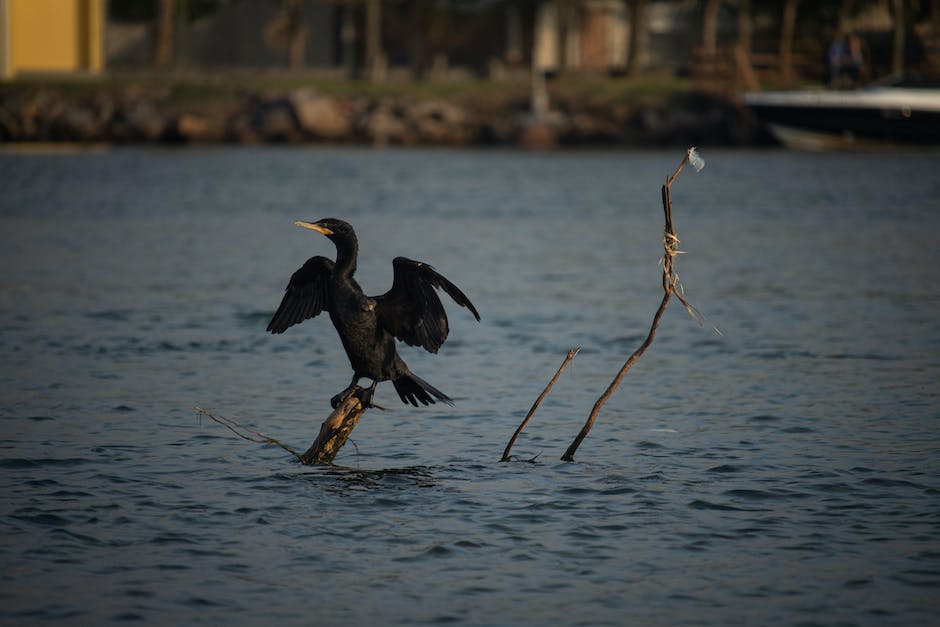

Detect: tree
[625, 0, 648, 76]
[365, 0, 386, 80]
[779, 0, 800, 84]
[737, 0, 752, 56]
[154, 0, 175, 69]
[891, 0, 905, 74]
[264, 0, 309, 68]
[703, 0, 723, 56]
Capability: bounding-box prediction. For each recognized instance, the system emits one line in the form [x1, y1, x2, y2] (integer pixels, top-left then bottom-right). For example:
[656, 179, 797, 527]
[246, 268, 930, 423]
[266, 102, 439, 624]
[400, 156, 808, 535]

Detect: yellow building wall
[2, 0, 104, 78]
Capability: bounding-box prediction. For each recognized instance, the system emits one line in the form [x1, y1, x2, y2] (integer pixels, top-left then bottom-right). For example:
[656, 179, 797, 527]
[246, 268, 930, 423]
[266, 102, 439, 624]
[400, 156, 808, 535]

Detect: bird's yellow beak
[295, 220, 332, 235]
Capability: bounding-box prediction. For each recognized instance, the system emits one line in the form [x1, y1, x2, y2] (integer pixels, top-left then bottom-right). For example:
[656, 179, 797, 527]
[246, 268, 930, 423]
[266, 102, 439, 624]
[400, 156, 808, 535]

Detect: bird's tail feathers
[393, 373, 454, 407]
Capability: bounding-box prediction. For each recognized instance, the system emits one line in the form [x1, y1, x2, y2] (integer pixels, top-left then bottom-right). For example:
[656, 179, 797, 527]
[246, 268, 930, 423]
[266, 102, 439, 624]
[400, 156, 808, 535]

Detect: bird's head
[294, 218, 355, 243]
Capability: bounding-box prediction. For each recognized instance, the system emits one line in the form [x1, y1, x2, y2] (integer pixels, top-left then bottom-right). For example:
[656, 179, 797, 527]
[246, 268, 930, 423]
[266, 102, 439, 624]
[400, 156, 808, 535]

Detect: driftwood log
[300, 391, 367, 464]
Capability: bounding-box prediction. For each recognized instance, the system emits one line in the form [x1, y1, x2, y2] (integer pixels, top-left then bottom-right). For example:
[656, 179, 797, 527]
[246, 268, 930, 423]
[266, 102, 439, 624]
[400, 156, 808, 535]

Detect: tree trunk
[341, 5, 357, 79]
[892, 0, 905, 75]
[365, 0, 386, 81]
[703, 0, 722, 57]
[779, 0, 800, 85]
[154, 0, 175, 69]
[625, 0, 648, 77]
[737, 0, 752, 55]
[286, 0, 307, 69]
[505, 5, 523, 66]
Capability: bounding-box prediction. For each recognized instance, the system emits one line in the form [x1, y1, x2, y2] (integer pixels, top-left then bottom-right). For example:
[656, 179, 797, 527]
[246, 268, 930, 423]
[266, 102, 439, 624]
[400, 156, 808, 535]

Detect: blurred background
[3, 3, 940, 626]
[1, 0, 938, 146]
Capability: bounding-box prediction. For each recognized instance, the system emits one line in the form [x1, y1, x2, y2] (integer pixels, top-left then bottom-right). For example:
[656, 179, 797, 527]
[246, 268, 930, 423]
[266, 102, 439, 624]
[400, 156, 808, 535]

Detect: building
[0, 0, 105, 79]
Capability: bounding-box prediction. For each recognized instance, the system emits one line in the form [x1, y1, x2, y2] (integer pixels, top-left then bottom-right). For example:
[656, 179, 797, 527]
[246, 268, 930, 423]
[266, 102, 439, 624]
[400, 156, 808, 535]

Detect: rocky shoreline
[0, 85, 767, 148]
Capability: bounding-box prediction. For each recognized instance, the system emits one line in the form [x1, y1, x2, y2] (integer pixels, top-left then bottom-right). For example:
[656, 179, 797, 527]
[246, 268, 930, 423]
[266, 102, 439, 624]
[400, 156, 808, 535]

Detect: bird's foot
[330, 385, 385, 410]
[358, 386, 379, 410]
[330, 385, 361, 409]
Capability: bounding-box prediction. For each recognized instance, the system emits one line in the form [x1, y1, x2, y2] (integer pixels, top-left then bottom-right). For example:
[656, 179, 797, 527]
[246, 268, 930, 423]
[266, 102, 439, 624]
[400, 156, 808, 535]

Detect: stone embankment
[0, 86, 763, 148]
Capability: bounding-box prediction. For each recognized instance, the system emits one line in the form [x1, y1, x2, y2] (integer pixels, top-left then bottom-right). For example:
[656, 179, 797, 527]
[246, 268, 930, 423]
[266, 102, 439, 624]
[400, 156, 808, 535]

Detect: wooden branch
[561, 149, 701, 462]
[300, 393, 366, 465]
[198, 385, 370, 466]
[560, 292, 670, 461]
[501, 347, 580, 462]
[195, 407, 303, 460]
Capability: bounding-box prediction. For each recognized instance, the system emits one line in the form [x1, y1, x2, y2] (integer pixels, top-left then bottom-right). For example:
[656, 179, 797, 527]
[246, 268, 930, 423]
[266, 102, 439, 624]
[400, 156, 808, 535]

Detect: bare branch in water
[562, 148, 705, 462]
[195, 407, 303, 460]
[197, 385, 369, 465]
[501, 347, 581, 462]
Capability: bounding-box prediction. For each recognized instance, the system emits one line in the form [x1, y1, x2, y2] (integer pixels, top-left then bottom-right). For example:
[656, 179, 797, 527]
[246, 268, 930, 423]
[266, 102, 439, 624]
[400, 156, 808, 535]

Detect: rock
[519, 120, 557, 149]
[0, 83, 755, 147]
[565, 113, 619, 144]
[256, 100, 301, 142]
[111, 100, 167, 142]
[174, 113, 223, 142]
[20, 91, 65, 140]
[288, 88, 351, 140]
[406, 99, 474, 144]
[0, 104, 22, 141]
[360, 100, 415, 146]
[53, 105, 101, 141]
[478, 115, 520, 144]
[225, 111, 263, 144]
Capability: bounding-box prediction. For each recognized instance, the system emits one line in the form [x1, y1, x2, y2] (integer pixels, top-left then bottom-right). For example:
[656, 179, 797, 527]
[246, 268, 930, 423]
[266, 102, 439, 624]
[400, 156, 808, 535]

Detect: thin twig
[195, 407, 303, 460]
[501, 347, 581, 462]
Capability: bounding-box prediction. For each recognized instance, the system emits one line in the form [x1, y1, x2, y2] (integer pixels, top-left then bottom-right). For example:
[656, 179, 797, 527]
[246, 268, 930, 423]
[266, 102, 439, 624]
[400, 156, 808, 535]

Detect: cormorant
[267, 218, 480, 408]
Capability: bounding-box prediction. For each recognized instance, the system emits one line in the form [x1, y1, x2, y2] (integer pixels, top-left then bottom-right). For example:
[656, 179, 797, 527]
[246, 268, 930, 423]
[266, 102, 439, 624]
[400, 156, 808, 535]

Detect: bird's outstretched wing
[267, 256, 334, 334]
[375, 257, 480, 353]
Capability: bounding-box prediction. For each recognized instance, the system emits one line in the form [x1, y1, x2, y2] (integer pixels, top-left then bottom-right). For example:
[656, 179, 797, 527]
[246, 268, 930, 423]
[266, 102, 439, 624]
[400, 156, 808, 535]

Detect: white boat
[743, 75, 940, 150]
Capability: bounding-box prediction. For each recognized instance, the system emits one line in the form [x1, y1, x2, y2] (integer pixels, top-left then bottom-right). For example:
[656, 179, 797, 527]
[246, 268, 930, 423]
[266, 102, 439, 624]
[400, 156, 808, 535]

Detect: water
[1, 146, 939, 625]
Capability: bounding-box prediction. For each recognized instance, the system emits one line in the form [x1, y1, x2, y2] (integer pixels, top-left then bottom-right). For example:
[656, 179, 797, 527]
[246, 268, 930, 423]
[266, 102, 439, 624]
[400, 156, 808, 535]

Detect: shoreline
[0, 78, 772, 149]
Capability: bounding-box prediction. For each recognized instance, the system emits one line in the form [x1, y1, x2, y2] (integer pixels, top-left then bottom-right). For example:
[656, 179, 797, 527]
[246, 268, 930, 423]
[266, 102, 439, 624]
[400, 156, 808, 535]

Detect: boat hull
[744, 87, 940, 150]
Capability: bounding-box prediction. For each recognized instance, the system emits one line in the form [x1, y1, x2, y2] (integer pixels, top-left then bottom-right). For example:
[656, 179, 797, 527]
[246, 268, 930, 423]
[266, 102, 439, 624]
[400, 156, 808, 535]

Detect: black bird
[267, 218, 480, 408]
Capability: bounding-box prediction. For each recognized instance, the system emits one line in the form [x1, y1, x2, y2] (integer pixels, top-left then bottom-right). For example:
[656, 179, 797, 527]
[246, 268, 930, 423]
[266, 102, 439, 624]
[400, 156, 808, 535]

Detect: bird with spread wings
[268, 218, 480, 408]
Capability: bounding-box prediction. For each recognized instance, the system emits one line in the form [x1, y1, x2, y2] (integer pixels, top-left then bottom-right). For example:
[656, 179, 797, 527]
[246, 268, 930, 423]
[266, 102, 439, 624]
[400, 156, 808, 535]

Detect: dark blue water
[1, 146, 939, 625]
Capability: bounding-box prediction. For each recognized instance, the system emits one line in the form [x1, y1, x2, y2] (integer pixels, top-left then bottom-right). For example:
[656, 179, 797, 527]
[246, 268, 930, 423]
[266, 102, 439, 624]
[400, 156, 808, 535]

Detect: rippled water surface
[1, 146, 939, 625]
